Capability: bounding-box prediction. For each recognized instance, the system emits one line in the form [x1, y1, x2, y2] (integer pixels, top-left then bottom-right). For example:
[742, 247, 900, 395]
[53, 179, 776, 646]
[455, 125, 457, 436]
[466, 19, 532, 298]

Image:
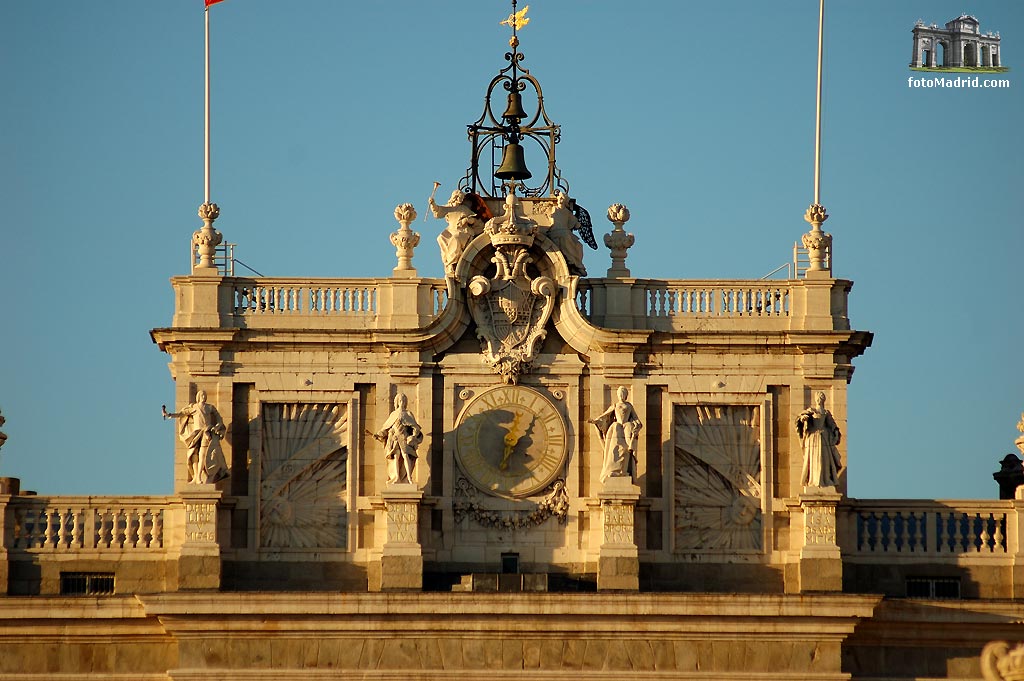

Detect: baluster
[952, 513, 964, 553]
[100, 508, 111, 548]
[857, 513, 868, 552]
[938, 512, 950, 553]
[911, 511, 923, 552]
[154, 510, 164, 548]
[978, 513, 991, 553]
[868, 512, 881, 553]
[143, 509, 154, 548]
[43, 508, 56, 549]
[884, 512, 896, 552]
[897, 512, 910, 552]
[14, 508, 28, 549]
[128, 509, 138, 548]
[31, 508, 44, 548]
[993, 514, 1005, 552]
[58, 508, 71, 549]
[72, 508, 83, 549]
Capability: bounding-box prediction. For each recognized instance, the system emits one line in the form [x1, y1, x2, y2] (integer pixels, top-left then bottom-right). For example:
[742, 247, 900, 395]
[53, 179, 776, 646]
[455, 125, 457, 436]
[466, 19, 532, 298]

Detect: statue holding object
[163, 390, 230, 485]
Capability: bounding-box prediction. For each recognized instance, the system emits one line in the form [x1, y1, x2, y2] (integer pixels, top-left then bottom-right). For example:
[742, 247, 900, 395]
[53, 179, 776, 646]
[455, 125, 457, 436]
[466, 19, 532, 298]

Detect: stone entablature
[911, 15, 1003, 69]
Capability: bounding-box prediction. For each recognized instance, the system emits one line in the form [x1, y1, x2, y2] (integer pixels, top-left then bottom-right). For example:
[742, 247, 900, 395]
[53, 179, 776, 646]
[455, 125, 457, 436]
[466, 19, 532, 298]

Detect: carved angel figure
[374, 393, 422, 485]
[544, 191, 587, 276]
[164, 391, 230, 485]
[796, 391, 842, 488]
[429, 190, 481, 275]
[590, 386, 643, 483]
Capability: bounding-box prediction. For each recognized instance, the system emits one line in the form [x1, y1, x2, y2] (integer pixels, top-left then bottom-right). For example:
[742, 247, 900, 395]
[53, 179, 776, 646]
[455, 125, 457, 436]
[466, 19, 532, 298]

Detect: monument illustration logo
[910, 14, 1008, 72]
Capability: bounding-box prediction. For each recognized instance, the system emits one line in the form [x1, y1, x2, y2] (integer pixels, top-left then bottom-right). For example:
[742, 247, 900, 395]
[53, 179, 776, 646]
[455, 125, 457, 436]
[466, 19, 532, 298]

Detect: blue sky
[1, 1, 1021, 499]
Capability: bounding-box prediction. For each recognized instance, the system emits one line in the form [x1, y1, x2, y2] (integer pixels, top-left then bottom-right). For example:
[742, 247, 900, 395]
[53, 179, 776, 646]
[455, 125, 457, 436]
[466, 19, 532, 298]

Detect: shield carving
[488, 279, 536, 348]
[467, 247, 557, 384]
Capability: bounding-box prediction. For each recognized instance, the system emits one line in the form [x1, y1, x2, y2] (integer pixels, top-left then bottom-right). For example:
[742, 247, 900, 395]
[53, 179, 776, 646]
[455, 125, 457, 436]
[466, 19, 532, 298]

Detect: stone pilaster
[374, 483, 423, 592]
[597, 476, 640, 591]
[1010, 492, 1024, 599]
[172, 486, 222, 591]
[798, 488, 843, 592]
[0, 490, 11, 596]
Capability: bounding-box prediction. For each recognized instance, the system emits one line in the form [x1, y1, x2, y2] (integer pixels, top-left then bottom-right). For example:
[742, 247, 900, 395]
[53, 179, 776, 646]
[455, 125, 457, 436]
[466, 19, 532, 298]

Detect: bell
[502, 91, 528, 121]
[494, 141, 532, 180]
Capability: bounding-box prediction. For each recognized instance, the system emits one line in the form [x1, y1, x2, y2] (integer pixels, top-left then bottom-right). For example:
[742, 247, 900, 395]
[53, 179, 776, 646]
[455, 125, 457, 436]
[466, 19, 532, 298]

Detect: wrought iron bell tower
[461, 2, 567, 199]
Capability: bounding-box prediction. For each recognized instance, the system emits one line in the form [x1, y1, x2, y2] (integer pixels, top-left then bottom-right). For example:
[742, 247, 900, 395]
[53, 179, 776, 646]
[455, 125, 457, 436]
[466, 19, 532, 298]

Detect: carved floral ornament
[982, 641, 1024, 681]
[192, 202, 223, 269]
[453, 477, 568, 530]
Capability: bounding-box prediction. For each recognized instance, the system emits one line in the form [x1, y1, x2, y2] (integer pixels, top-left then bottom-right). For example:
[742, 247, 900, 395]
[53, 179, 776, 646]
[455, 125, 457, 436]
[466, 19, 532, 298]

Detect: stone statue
[374, 393, 422, 485]
[796, 391, 842, 489]
[429, 189, 481, 275]
[544, 191, 587, 276]
[163, 391, 230, 485]
[590, 386, 643, 483]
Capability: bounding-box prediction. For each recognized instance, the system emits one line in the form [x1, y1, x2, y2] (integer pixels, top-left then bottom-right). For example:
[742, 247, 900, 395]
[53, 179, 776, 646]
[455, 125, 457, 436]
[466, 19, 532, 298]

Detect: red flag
[205, 0, 225, 6]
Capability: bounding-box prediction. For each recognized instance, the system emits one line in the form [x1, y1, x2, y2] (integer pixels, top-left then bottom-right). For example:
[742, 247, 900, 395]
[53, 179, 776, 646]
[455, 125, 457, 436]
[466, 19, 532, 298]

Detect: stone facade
[1, 8, 1023, 680]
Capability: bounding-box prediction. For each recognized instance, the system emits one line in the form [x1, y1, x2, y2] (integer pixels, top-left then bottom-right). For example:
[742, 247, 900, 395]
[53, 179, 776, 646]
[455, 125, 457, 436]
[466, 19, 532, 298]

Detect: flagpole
[801, 0, 830, 275]
[205, 5, 211, 204]
[813, 0, 824, 206]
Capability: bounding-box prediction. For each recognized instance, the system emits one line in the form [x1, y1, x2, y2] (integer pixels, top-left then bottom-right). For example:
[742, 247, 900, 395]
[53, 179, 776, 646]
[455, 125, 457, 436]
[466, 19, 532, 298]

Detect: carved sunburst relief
[673, 405, 763, 550]
[259, 403, 349, 549]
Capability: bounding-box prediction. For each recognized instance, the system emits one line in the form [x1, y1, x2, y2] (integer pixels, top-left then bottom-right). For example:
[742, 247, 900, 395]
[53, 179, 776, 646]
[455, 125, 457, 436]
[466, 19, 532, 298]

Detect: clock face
[455, 385, 568, 498]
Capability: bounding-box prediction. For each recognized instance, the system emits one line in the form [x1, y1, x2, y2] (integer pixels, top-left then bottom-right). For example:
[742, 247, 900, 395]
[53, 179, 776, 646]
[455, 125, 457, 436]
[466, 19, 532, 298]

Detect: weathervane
[461, 1, 565, 198]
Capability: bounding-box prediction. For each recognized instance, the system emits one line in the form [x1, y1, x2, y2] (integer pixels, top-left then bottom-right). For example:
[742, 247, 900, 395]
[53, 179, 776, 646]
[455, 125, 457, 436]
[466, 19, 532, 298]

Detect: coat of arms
[467, 194, 556, 384]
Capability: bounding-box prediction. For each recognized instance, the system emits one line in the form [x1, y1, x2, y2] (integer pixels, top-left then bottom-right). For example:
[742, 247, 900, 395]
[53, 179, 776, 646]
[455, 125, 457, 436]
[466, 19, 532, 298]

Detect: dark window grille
[906, 577, 960, 599]
[60, 572, 115, 596]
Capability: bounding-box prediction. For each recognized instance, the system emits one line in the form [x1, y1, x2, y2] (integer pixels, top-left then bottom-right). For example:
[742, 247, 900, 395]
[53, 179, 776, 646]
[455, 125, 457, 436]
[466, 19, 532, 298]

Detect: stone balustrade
[7, 496, 168, 552]
[167, 272, 849, 333]
[233, 279, 379, 317]
[169, 275, 451, 330]
[576, 277, 846, 332]
[844, 499, 1016, 558]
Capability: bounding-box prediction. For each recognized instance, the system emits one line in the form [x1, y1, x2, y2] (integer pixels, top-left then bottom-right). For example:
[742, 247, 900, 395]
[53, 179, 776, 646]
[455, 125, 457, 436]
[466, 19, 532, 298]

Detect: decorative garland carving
[453, 477, 568, 530]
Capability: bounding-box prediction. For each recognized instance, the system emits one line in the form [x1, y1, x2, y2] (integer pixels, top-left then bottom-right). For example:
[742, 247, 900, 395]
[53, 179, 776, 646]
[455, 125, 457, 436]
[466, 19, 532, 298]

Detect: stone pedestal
[597, 477, 641, 591]
[173, 486, 222, 591]
[374, 484, 423, 592]
[798, 488, 843, 592]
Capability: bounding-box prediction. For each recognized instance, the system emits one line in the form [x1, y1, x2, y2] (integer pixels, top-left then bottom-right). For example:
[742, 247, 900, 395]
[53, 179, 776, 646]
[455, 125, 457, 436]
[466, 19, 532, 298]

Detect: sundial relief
[259, 403, 349, 549]
[674, 405, 763, 551]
